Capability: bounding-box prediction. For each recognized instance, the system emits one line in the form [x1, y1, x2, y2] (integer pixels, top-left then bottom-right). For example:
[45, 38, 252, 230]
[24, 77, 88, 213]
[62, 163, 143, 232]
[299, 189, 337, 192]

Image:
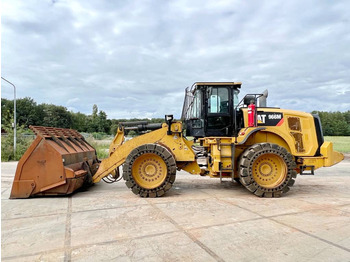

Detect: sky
[1, 0, 350, 119]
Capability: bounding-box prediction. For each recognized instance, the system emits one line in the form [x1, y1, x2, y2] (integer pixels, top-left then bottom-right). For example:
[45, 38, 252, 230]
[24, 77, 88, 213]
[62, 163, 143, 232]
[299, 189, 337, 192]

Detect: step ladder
[218, 141, 236, 182]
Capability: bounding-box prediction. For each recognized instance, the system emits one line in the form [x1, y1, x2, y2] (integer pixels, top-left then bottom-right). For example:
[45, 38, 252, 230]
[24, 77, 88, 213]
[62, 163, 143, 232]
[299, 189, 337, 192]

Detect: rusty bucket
[10, 126, 98, 199]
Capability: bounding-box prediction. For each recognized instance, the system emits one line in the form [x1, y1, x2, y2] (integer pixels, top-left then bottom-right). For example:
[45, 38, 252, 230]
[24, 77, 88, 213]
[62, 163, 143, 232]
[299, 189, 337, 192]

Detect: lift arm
[92, 122, 201, 183]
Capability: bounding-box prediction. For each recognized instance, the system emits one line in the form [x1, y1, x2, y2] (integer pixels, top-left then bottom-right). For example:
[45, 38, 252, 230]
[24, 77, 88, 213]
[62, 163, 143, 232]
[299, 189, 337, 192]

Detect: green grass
[324, 136, 350, 153]
[86, 138, 112, 159]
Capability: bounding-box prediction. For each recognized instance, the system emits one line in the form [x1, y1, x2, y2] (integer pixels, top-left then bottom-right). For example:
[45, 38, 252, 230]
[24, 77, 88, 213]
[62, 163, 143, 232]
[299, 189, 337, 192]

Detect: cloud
[66, 97, 80, 105]
[2, 0, 350, 120]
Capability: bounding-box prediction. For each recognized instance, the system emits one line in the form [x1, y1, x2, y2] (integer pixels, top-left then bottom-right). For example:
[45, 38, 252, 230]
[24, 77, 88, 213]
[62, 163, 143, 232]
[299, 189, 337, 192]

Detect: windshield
[208, 87, 229, 113]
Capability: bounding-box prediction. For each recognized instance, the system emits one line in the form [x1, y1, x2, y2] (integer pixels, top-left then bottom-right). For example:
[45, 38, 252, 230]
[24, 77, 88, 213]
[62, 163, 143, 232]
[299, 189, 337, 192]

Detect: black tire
[123, 144, 176, 197]
[238, 143, 297, 198]
[234, 177, 241, 184]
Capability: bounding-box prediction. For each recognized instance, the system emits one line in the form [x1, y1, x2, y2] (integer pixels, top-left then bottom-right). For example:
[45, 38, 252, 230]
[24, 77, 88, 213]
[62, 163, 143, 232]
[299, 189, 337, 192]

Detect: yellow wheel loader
[10, 82, 344, 199]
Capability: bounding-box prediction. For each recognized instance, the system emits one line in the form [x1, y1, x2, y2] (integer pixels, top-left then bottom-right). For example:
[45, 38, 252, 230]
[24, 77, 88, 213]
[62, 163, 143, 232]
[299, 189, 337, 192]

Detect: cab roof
[193, 82, 242, 87]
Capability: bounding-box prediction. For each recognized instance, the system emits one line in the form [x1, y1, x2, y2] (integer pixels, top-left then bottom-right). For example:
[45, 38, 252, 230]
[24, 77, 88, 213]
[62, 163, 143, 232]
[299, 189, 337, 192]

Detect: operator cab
[181, 82, 242, 138]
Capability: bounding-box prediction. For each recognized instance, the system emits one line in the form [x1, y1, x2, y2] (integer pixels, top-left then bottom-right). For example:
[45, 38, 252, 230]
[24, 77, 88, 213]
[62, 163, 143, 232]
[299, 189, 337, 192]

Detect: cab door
[206, 87, 232, 136]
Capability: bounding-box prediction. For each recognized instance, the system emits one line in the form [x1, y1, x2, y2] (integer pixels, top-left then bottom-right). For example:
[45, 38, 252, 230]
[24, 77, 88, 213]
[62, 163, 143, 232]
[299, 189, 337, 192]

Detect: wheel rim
[252, 153, 287, 189]
[131, 153, 167, 189]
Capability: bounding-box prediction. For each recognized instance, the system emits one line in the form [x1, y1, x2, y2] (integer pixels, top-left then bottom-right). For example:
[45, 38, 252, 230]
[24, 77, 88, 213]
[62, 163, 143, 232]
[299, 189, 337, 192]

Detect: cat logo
[257, 112, 284, 126]
[258, 114, 267, 124]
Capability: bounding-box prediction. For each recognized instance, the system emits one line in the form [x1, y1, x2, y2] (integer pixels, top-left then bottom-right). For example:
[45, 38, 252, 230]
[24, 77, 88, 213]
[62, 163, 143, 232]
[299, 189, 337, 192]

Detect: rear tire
[123, 144, 176, 197]
[238, 143, 297, 198]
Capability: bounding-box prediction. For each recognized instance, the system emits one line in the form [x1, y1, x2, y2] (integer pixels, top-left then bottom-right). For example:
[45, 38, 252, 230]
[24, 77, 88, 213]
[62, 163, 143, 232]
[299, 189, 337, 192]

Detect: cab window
[190, 89, 202, 119]
[208, 87, 229, 113]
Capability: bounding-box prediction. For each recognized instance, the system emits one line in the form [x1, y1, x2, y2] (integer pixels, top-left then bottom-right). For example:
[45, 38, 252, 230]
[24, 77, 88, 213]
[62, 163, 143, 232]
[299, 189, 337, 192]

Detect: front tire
[123, 144, 176, 197]
[239, 143, 297, 198]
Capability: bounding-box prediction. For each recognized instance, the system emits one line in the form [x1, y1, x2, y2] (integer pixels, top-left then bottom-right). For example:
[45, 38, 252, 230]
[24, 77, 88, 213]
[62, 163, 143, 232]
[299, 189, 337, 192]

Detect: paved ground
[1, 158, 350, 262]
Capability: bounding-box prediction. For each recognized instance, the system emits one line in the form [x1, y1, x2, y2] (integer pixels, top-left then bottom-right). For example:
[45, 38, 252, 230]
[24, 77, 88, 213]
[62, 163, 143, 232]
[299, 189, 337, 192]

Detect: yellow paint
[92, 122, 199, 183]
[131, 153, 167, 189]
[181, 161, 202, 174]
[93, 107, 344, 183]
[241, 108, 320, 156]
[252, 153, 287, 188]
[302, 142, 344, 169]
[321, 141, 344, 166]
[199, 111, 344, 178]
[108, 126, 125, 156]
[194, 82, 242, 86]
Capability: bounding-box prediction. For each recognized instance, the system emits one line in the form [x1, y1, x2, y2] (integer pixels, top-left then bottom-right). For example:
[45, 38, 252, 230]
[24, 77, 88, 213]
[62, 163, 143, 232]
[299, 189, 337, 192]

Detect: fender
[258, 129, 293, 153]
[237, 127, 266, 145]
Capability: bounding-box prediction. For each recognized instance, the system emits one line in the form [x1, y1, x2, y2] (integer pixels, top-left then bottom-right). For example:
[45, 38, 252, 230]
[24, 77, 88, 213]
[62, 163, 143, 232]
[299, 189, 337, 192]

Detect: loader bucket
[10, 126, 98, 199]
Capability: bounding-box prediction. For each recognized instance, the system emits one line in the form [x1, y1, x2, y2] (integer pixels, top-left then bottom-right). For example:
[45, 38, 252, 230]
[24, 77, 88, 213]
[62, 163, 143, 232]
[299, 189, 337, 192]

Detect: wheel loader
[10, 82, 344, 199]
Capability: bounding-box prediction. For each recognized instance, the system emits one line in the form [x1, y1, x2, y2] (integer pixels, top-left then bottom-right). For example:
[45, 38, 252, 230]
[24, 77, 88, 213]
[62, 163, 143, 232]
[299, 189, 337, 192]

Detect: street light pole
[1, 77, 17, 157]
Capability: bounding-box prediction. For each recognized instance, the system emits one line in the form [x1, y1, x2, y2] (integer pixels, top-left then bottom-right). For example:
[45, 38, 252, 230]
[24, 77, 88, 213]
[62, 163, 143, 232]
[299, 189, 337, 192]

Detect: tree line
[1, 97, 349, 136]
[312, 111, 350, 136]
[1, 97, 164, 135]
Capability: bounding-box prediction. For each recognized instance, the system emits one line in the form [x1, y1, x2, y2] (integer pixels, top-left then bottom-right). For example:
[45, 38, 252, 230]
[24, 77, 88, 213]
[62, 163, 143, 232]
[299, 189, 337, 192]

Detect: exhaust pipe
[258, 89, 268, 107]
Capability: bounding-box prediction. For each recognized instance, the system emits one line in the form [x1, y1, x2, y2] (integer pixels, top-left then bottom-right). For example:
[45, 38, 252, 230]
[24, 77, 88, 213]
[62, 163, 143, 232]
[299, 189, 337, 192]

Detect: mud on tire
[123, 144, 176, 197]
[238, 143, 297, 198]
